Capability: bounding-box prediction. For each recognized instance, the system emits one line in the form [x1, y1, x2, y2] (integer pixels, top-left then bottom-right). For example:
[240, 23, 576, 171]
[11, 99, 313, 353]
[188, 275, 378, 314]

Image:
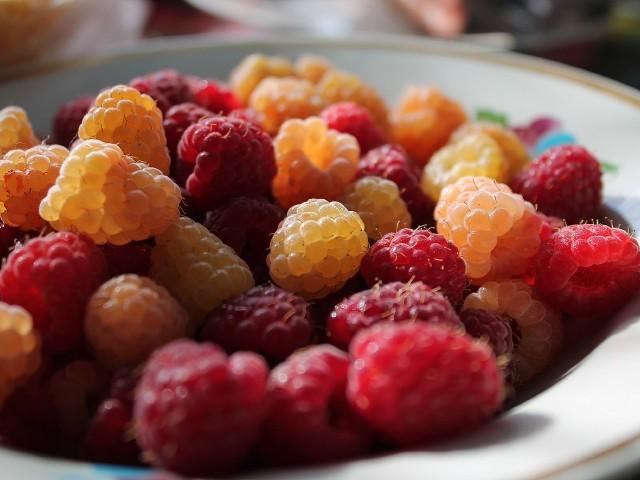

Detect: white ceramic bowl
[1, 35, 639, 480]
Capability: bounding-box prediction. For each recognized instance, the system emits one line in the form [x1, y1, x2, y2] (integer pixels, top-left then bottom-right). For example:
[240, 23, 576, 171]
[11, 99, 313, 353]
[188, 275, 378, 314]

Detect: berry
[391, 86, 467, 166]
[361, 228, 466, 305]
[202, 284, 313, 361]
[101, 241, 152, 277]
[460, 309, 516, 362]
[320, 102, 385, 154]
[188, 76, 240, 114]
[435, 176, 542, 283]
[229, 54, 296, 106]
[134, 340, 268, 476]
[358, 144, 434, 225]
[328, 281, 463, 349]
[0, 106, 38, 156]
[228, 107, 262, 128]
[177, 116, 276, 209]
[464, 279, 563, 383]
[150, 217, 255, 324]
[52, 96, 94, 147]
[163, 102, 212, 160]
[39, 140, 181, 245]
[511, 145, 602, 224]
[0, 232, 107, 352]
[295, 54, 333, 83]
[347, 322, 503, 445]
[129, 69, 194, 114]
[78, 85, 171, 174]
[249, 77, 325, 135]
[0, 222, 24, 260]
[260, 345, 371, 465]
[268, 199, 368, 299]
[85, 274, 189, 369]
[272, 117, 360, 208]
[512, 116, 561, 150]
[535, 224, 640, 317]
[0, 144, 68, 231]
[539, 213, 564, 242]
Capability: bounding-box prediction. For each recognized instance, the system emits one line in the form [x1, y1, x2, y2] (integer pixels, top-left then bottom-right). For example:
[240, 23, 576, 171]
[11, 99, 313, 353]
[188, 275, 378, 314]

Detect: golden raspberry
[0, 302, 40, 405]
[421, 133, 508, 202]
[0, 106, 38, 156]
[435, 176, 542, 283]
[150, 217, 255, 325]
[268, 199, 368, 299]
[78, 85, 170, 174]
[463, 279, 563, 383]
[0, 144, 68, 230]
[85, 274, 189, 369]
[392, 86, 467, 166]
[341, 176, 411, 240]
[295, 54, 333, 83]
[249, 77, 325, 135]
[39, 139, 181, 245]
[272, 117, 360, 209]
[230, 54, 296, 105]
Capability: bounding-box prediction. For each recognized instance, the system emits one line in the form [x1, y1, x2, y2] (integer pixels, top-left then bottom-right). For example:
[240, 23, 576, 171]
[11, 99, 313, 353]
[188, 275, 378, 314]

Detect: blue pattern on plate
[533, 131, 577, 157]
[91, 464, 153, 479]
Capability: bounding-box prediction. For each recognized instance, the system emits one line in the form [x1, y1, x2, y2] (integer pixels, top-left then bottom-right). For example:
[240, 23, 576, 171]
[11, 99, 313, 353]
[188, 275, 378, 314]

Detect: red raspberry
[134, 340, 268, 476]
[361, 228, 467, 305]
[320, 102, 385, 154]
[357, 144, 434, 225]
[535, 224, 640, 317]
[163, 102, 213, 160]
[539, 213, 564, 242]
[328, 281, 462, 349]
[52, 95, 94, 147]
[460, 309, 516, 359]
[177, 116, 276, 209]
[0, 222, 25, 260]
[202, 285, 313, 362]
[228, 107, 262, 128]
[179, 187, 205, 223]
[129, 69, 194, 113]
[511, 145, 602, 224]
[101, 242, 152, 278]
[188, 76, 241, 114]
[0, 232, 107, 352]
[260, 345, 371, 465]
[347, 323, 504, 445]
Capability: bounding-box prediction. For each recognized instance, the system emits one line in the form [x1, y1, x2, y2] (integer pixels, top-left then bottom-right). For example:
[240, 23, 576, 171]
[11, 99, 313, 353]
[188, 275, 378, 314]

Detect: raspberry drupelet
[320, 102, 386, 154]
[0, 106, 38, 156]
[52, 96, 94, 147]
[163, 102, 213, 160]
[187, 76, 240, 114]
[229, 53, 296, 105]
[129, 69, 194, 114]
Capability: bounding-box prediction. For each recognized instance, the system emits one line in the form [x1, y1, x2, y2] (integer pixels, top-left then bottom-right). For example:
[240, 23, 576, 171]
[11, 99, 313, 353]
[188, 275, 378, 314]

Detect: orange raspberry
[229, 54, 296, 105]
[295, 54, 333, 83]
[0, 106, 38, 156]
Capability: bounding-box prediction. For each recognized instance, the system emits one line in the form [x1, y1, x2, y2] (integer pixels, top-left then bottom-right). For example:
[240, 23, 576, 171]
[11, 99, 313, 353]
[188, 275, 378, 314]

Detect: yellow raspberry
[341, 176, 411, 240]
[39, 139, 181, 245]
[421, 133, 508, 202]
[0, 144, 68, 230]
[435, 176, 542, 283]
[78, 85, 170, 174]
[0, 106, 38, 156]
[230, 54, 296, 105]
[295, 54, 333, 83]
[0, 302, 40, 405]
[249, 77, 325, 135]
[273, 117, 360, 209]
[463, 280, 563, 383]
[85, 274, 189, 369]
[150, 217, 255, 325]
[268, 199, 368, 299]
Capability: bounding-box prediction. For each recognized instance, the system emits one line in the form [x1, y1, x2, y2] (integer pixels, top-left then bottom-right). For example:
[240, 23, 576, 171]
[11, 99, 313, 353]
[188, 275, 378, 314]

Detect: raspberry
[268, 199, 368, 299]
[228, 107, 263, 128]
[459, 309, 516, 363]
[295, 54, 333, 83]
[163, 102, 212, 160]
[347, 322, 503, 445]
[539, 213, 565, 242]
[177, 116, 276, 209]
[78, 85, 171, 174]
[358, 144, 434, 225]
[188, 76, 240, 114]
[328, 281, 462, 349]
[150, 217, 255, 324]
[421, 133, 508, 202]
[341, 176, 411, 240]
[39, 140, 181, 245]
[0, 106, 38, 156]
[391, 86, 467, 166]
[52, 96, 94, 147]
[249, 77, 325, 135]
[0, 144, 67, 231]
[134, 339, 268, 476]
[129, 69, 194, 114]
[0, 222, 24, 260]
[435, 176, 542, 283]
[320, 102, 385, 154]
[463, 279, 563, 383]
[202, 284, 313, 361]
[361, 228, 466, 305]
[511, 145, 602, 224]
[229, 54, 296, 106]
[272, 117, 359, 208]
[0, 232, 107, 352]
[101, 241, 152, 277]
[534, 224, 640, 317]
[513, 116, 561, 150]
[260, 345, 371, 465]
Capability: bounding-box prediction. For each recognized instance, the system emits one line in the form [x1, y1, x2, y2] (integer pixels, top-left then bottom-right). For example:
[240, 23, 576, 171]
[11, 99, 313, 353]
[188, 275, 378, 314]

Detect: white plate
[1, 35, 640, 480]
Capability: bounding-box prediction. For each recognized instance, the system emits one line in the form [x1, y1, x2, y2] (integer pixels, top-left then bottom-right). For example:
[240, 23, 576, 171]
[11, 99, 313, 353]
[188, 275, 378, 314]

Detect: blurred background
[1, 0, 639, 88]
